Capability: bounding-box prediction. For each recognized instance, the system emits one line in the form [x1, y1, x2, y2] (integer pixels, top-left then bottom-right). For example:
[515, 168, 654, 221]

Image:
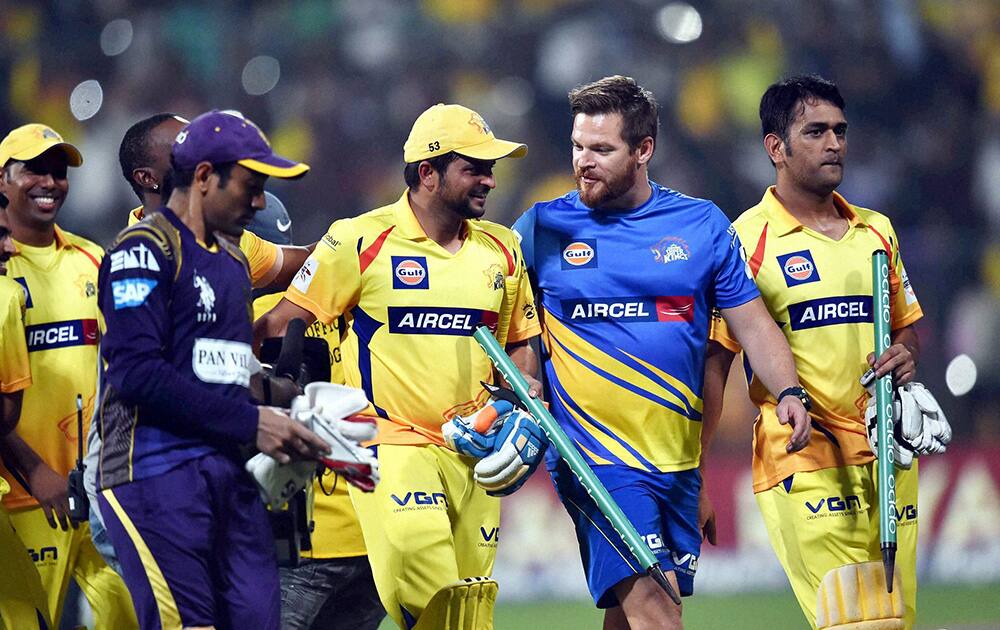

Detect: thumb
[776, 402, 791, 426]
[866, 352, 875, 367]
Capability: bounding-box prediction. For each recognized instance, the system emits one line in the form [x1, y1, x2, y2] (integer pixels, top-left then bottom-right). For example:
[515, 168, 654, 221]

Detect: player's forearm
[0, 431, 48, 478]
[260, 245, 312, 291]
[507, 339, 538, 379]
[722, 298, 801, 399]
[0, 391, 23, 437]
[700, 341, 735, 470]
[253, 297, 318, 350]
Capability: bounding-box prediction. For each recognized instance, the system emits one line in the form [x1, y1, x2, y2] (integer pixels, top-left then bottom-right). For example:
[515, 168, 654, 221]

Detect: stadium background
[4, 1, 998, 628]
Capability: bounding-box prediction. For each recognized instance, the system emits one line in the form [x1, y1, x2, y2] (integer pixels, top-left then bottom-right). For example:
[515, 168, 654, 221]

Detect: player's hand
[499, 372, 543, 399]
[776, 396, 810, 453]
[28, 463, 73, 530]
[698, 485, 717, 546]
[256, 406, 331, 464]
[867, 343, 916, 386]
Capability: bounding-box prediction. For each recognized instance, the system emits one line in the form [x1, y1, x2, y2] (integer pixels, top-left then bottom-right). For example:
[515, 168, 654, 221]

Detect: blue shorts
[549, 459, 701, 608]
[98, 452, 280, 629]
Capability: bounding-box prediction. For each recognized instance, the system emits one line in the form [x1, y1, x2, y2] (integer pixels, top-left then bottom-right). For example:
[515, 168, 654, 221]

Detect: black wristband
[778, 386, 812, 412]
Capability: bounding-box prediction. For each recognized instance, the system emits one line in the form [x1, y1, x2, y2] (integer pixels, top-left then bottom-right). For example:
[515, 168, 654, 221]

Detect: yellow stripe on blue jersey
[283, 191, 539, 446]
[0, 227, 102, 509]
[0, 276, 31, 394]
[253, 293, 365, 558]
[129, 206, 278, 287]
[710, 187, 923, 492]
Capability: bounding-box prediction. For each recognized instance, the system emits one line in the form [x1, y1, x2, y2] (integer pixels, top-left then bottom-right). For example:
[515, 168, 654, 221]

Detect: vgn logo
[561, 239, 598, 270]
[392, 256, 429, 289]
[391, 491, 448, 509]
[777, 249, 821, 287]
[805, 495, 861, 517]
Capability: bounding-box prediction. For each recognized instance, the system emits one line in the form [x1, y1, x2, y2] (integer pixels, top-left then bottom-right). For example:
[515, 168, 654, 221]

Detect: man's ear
[193, 162, 215, 193]
[634, 136, 655, 166]
[132, 167, 158, 191]
[418, 161, 439, 192]
[764, 133, 786, 165]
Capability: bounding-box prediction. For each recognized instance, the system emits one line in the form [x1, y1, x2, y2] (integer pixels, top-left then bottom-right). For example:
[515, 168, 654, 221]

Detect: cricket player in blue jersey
[512, 76, 812, 629]
[95, 110, 333, 630]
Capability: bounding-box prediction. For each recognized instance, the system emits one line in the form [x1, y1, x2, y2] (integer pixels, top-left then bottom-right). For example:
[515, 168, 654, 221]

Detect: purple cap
[171, 110, 309, 179]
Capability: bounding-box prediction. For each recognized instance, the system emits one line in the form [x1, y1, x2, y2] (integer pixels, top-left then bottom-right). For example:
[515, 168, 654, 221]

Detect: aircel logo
[562, 296, 694, 323]
[387, 307, 498, 336]
[392, 256, 429, 289]
[26, 320, 98, 351]
[788, 296, 872, 331]
[777, 250, 820, 287]
[561, 239, 597, 269]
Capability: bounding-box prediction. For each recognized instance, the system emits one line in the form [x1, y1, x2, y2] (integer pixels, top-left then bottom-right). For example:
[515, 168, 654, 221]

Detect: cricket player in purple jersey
[95, 110, 331, 630]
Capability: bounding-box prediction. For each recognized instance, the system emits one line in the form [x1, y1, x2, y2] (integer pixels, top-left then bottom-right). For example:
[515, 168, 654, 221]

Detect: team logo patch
[112, 278, 157, 310]
[392, 256, 429, 289]
[13, 277, 32, 308]
[484, 263, 505, 290]
[193, 272, 216, 322]
[650, 236, 691, 264]
[787, 295, 872, 330]
[777, 250, 820, 287]
[25, 319, 99, 351]
[560, 239, 597, 269]
[292, 257, 319, 293]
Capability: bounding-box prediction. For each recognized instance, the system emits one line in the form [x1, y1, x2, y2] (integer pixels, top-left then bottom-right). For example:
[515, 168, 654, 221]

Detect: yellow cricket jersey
[0, 227, 103, 509]
[0, 276, 31, 395]
[284, 191, 540, 446]
[253, 292, 365, 557]
[711, 187, 923, 492]
[129, 206, 279, 286]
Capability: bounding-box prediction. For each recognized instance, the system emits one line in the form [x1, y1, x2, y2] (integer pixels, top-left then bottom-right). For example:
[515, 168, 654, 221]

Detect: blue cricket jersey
[513, 182, 758, 472]
[97, 207, 258, 489]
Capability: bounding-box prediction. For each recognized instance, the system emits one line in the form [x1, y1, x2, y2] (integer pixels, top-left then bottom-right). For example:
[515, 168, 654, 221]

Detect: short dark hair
[568, 75, 659, 150]
[119, 113, 183, 203]
[403, 152, 460, 190]
[759, 75, 845, 143]
[165, 157, 235, 194]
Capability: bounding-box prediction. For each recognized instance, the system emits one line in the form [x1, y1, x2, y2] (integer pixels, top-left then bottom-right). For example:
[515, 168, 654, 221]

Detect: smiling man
[512, 76, 811, 630]
[0, 124, 137, 628]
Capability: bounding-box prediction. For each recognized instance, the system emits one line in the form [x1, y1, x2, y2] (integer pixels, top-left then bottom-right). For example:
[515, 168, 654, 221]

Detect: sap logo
[388, 307, 497, 336]
[26, 319, 98, 351]
[895, 504, 917, 522]
[110, 242, 160, 273]
[806, 495, 861, 514]
[391, 492, 448, 507]
[561, 239, 597, 269]
[777, 250, 821, 287]
[480, 527, 500, 543]
[392, 256, 429, 289]
[28, 546, 58, 563]
[788, 296, 872, 331]
[112, 278, 157, 310]
[642, 533, 664, 551]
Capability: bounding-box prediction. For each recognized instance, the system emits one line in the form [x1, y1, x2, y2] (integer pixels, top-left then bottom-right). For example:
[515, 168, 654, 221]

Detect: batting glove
[442, 399, 515, 458]
[474, 409, 547, 497]
[898, 382, 951, 455]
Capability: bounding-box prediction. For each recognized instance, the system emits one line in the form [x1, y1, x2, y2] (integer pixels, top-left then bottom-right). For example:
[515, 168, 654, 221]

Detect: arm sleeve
[99, 233, 257, 444]
[0, 286, 31, 393]
[887, 222, 923, 330]
[239, 229, 280, 288]
[505, 239, 541, 344]
[709, 307, 742, 353]
[511, 207, 536, 273]
[711, 209, 760, 309]
[283, 219, 362, 325]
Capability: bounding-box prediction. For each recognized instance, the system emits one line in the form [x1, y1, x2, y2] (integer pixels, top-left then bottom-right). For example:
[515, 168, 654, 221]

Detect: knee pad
[412, 577, 498, 630]
[816, 562, 904, 630]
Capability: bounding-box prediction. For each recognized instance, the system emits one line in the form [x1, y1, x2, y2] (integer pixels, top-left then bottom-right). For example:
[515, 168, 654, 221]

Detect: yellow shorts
[0, 505, 49, 630]
[756, 461, 918, 629]
[349, 444, 500, 629]
[6, 506, 137, 629]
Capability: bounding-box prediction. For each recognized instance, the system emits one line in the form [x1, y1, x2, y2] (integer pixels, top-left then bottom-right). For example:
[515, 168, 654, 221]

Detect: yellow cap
[403, 104, 527, 163]
[0, 124, 83, 168]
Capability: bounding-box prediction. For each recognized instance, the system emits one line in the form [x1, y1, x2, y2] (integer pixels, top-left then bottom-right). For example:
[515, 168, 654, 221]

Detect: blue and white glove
[442, 400, 515, 459]
[474, 409, 548, 497]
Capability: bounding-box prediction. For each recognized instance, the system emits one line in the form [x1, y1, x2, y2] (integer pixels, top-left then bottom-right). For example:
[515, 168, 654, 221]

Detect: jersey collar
[760, 186, 867, 236]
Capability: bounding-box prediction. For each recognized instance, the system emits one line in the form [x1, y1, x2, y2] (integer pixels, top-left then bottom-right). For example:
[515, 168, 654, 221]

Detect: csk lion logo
[469, 112, 492, 136]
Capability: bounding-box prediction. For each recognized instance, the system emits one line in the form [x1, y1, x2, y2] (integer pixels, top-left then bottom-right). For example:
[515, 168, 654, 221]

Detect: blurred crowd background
[2, 0, 997, 449]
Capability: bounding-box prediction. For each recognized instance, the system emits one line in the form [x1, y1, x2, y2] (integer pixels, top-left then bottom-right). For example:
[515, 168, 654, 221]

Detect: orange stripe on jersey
[748, 223, 769, 278]
[481, 231, 514, 275]
[358, 226, 395, 274]
[865, 224, 901, 300]
[73, 244, 100, 269]
[866, 224, 892, 257]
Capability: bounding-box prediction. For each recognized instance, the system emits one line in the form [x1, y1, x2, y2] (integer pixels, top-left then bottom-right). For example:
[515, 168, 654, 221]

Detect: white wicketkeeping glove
[898, 382, 951, 455]
[862, 371, 914, 470]
[246, 383, 380, 509]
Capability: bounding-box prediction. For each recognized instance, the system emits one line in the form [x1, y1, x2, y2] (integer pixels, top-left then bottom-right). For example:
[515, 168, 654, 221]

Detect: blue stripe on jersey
[349, 306, 388, 419]
[607, 344, 701, 420]
[548, 328, 698, 422]
[548, 375, 655, 472]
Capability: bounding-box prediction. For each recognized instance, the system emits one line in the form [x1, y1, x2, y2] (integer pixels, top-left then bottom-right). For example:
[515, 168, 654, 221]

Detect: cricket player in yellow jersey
[0, 124, 136, 628]
[249, 197, 385, 630]
[256, 103, 542, 629]
[0, 204, 51, 630]
[706, 76, 946, 630]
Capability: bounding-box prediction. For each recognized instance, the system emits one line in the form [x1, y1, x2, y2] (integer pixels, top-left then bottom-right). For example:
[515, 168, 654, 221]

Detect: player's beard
[575, 161, 637, 209]
[441, 184, 489, 219]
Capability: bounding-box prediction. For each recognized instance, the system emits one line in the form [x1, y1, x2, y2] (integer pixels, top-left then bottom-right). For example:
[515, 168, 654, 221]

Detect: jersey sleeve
[505, 239, 541, 344]
[283, 219, 361, 325]
[99, 232, 258, 443]
[0, 285, 31, 393]
[709, 307, 741, 353]
[711, 209, 759, 309]
[239, 229, 280, 288]
[512, 207, 536, 273]
[887, 221, 922, 330]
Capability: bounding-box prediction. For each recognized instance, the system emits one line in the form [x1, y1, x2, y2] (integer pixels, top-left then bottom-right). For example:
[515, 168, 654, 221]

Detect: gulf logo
[777, 250, 821, 287]
[392, 256, 430, 289]
[784, 256, 814, 281]
[563, 242, 594, 266]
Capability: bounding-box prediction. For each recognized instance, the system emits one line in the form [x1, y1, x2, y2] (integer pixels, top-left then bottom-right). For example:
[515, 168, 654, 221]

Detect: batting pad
[412, 577, 498, 630]
[816, 562, 904, 630]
